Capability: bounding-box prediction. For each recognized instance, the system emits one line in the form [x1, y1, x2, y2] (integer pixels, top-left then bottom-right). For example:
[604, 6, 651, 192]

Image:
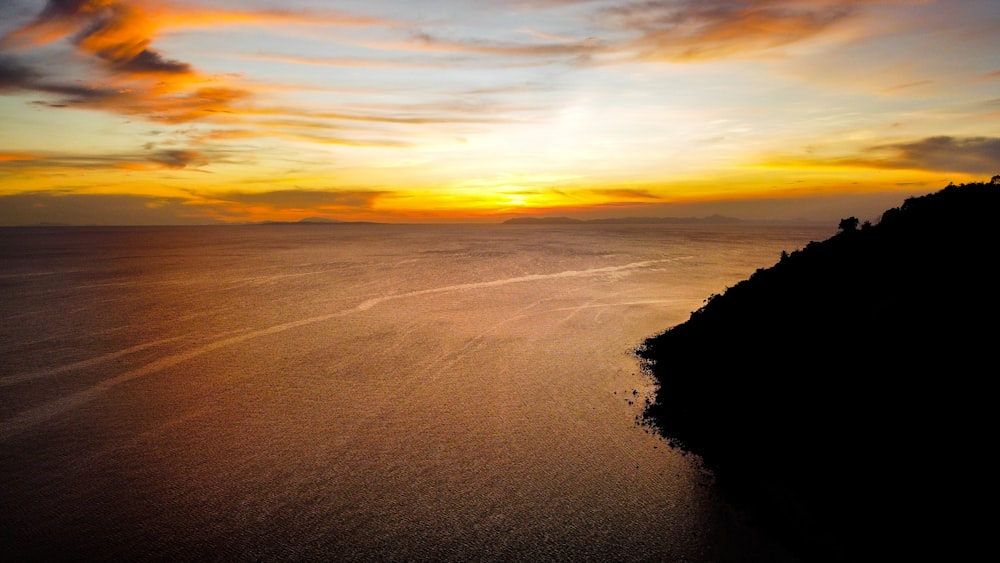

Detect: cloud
[0, 1, 399, 124]
[599, 0, 860, 61]
[0, 151, 41, 162]
[193, 188, 396, 222]
[404, 31, 604, 58]
[503, 0, 603, 8]
[0, 53, 126, 105]
[2, 1, 509, 152]
[0, 55, 39, 90]
[883, 80, 934, 93]
[190, 123, 414, 148]
[34, 85, 252, 124]
[0, 147, 208, 171]
[3, 62, 250, 123]
[308, 108, 511, 126]
[851, 136, 1000, 174]
[3, 0, 192, 77]
[772, 136, 1000, 175]
[244, 52, 451, 70]
[587, 188, 663, 200]
[0, 1, 241, 122]
[0, 185, 397, 225]
[143, 149, 204, 170]
[217, 189, 389, 210]
[1, 1, 393, 51]
[0, 191, 215, 225]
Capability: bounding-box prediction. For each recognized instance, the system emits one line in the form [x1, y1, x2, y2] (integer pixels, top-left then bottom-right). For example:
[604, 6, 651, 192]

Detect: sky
[1, 0, 998, 225]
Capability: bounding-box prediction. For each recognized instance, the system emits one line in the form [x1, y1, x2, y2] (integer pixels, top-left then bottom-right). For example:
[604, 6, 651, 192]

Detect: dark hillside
[638, 179, 1000, 562]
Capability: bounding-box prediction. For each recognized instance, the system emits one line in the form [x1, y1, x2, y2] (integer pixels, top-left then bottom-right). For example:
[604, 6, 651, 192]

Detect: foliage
[837, 216, 859, 231]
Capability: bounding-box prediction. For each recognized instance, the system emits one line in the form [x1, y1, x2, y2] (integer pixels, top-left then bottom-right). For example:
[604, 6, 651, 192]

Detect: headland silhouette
[638, 177, 1000, 561]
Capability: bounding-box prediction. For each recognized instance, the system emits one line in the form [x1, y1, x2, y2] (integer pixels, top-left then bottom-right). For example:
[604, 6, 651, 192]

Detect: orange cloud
[191, 188, 396, 223]
[155, 5, 393, 30]
[0, 151, 40, 162]
[4, 1, 190, 76]
[1, 2, 238, 124]
[0, 1, 399, 125]
[2, 1, 393, 51]
[600, 0, 860, 61]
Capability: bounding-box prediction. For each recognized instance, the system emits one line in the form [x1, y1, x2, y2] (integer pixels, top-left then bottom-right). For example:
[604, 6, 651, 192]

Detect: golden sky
[1, 0, 998, 224]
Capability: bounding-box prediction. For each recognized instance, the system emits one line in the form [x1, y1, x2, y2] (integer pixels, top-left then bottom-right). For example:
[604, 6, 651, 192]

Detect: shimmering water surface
[0, 223, 831, 561]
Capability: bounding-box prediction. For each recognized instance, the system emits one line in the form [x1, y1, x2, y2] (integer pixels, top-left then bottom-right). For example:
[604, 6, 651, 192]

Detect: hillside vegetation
[638, 179, 1000, 561]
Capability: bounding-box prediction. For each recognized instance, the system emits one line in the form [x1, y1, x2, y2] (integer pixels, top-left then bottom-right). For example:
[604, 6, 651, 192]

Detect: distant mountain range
[258, 217, 376, 225]
[503, 214, 741, 225]
[637, 179, 999, 562]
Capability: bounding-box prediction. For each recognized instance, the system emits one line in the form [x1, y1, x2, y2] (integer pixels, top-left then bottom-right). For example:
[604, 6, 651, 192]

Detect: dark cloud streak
[587, 188, 663, 200]
[146, 149, 204, 170]
[0, 192, 216, 226]
[785, 136, 1000, 175]
[858, 136, 1000, 175]
[114, 48, 191, 75]
[0, 55, 39, 89]
[217, 189, 389, 210]
[0, 53, 123, 103]
[600, 0, 858, 61]
[0, 148, 208, 171]
[405, 31, 604, 58]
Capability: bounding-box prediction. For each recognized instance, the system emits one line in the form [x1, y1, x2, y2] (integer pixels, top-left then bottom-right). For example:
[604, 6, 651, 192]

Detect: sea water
[0, 223, 832, 561]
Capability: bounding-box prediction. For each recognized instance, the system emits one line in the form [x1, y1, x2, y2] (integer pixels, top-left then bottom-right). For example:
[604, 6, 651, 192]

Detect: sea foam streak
[0, 335, 188, 388]
[0, 260, 670, 440]
[355, 259, 676, 310]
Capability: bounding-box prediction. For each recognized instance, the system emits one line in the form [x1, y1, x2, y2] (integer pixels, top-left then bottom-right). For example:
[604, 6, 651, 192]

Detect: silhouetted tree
[991, 174, 1000, 185]
[838, 216, 859, 232]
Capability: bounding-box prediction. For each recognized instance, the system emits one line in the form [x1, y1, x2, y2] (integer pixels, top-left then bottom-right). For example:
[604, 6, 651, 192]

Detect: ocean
[0, 223, 832, 562]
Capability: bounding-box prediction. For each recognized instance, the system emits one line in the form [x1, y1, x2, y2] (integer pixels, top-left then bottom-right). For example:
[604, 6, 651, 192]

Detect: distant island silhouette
[503, 214, 741, 225]
[258, 218, 377, 225]
[638, 178, 1000, 562]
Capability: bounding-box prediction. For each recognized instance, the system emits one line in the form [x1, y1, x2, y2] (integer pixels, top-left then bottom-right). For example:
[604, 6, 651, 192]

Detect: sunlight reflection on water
[0, 223, 831, 561]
